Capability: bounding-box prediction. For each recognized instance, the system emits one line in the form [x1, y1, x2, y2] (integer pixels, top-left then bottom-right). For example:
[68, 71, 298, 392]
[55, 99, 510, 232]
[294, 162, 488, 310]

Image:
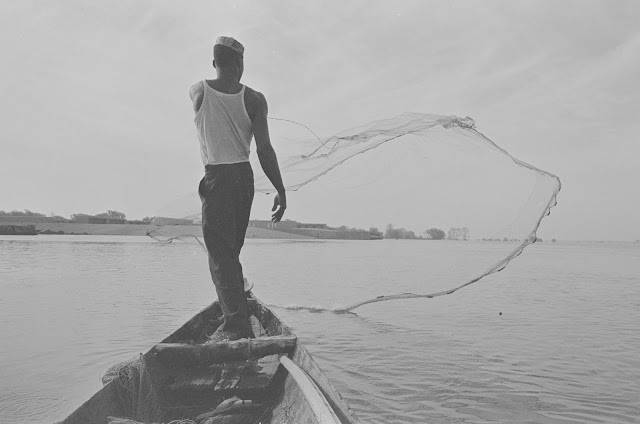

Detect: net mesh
[153, 113, 560, 312]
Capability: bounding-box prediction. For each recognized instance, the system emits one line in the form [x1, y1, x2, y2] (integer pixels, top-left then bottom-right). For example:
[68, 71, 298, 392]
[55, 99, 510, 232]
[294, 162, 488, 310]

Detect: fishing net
[64, 353, 268, 424]
[152, 113, 560, 313]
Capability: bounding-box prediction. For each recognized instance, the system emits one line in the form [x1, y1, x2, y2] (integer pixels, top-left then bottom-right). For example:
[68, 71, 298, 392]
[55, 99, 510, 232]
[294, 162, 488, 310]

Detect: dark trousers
[199, 162, 254, 337]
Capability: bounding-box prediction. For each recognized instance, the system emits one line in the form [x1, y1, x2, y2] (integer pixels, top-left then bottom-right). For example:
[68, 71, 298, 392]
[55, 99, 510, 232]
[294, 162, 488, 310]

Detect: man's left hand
[271, 192, 287, 223]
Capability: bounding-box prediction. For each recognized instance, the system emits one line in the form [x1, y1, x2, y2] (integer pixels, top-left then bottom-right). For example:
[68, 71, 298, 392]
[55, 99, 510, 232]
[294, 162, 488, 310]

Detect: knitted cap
[215, 36, 244, 56]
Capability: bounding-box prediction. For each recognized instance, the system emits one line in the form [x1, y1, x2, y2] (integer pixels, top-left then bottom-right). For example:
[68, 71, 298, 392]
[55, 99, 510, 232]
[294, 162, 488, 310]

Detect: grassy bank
[2, 221, 311, 239]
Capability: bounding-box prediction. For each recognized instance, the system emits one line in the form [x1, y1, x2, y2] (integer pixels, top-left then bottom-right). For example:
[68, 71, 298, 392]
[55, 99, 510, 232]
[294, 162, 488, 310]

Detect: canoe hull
[58, 294, 358, 424]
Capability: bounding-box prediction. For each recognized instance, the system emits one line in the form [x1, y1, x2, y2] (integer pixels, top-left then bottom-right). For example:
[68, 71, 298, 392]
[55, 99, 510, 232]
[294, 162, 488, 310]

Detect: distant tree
[0, 209, 45, 217]
[25, 209, 44, 217]
[425, 228, 445, 240]
[107, 210, 125, 219]
[141, 216, 153, 224]
[385, 224, 418, 239]
[385, 224, 395, 239]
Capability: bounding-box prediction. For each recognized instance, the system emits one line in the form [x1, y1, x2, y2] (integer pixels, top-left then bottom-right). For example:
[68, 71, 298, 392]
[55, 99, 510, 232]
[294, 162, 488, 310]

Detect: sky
[1, 0, 639, 241]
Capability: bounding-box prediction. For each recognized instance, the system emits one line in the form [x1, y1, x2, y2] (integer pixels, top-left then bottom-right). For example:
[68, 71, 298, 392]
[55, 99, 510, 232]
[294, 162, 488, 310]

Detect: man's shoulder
[189, 81, 205, 112]
[243, 85, 267, 117]
[189, 81, 204, 100]
[244, 85, 266, 103]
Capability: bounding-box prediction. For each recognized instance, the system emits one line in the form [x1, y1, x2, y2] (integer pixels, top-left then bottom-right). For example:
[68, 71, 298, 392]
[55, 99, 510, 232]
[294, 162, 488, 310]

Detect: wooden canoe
[58, 294, 359, 424]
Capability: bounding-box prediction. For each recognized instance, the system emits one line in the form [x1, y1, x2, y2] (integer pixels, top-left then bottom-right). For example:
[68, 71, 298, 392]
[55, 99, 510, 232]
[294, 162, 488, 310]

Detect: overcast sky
[1, 0, 639, 241]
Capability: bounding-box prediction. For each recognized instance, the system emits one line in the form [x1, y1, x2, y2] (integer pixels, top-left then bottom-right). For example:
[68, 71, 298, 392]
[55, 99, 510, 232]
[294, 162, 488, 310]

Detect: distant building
[94, 210, 126, 224]
[447, 227, 469, 240]
[150, 217, 193, 225]
[71, 211, 125, 224]
[369, 227, 383, 239]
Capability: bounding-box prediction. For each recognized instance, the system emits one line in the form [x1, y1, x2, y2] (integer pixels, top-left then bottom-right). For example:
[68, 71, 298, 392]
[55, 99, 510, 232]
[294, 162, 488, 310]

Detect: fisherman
[189, 36, 286, 342]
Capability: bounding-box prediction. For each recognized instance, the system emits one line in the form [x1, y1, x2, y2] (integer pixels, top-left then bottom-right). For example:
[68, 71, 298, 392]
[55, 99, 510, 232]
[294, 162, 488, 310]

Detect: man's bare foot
[208, 327, 254, 343]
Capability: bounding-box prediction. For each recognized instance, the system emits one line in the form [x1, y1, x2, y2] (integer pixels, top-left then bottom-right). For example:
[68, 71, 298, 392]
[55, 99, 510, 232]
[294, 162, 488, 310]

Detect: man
[189, 36, 286, 342]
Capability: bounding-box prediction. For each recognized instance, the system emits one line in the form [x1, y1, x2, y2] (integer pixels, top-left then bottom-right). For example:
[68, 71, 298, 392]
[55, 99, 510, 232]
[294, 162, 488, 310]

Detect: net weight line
[146, 230, 207, 251]
[330, 124, 561, 313]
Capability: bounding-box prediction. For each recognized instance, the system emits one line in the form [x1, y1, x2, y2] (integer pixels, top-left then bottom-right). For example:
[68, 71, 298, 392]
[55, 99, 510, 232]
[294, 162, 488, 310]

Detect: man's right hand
[271, 192, 287, 223]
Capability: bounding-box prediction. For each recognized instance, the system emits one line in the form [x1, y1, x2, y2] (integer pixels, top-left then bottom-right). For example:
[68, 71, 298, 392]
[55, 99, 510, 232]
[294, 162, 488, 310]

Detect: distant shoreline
[0, 221, 311, 239]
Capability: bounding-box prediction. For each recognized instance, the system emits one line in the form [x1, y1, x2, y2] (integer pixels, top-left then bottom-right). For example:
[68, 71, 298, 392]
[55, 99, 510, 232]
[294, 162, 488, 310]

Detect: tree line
[384, 224, 445, 240]
[0, 209, 46, 217]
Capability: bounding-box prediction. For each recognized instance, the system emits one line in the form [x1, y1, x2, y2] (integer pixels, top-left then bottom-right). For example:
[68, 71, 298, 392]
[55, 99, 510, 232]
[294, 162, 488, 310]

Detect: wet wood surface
[151, 335, 297, 366]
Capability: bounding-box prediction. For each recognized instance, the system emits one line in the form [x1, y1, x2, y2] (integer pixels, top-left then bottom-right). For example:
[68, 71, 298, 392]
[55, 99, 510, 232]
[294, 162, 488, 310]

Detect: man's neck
[213, 71, 241, 88]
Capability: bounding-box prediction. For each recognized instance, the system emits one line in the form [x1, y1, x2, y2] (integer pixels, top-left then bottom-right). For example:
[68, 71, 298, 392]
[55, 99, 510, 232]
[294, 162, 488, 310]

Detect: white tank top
[194, 80, 253, 166]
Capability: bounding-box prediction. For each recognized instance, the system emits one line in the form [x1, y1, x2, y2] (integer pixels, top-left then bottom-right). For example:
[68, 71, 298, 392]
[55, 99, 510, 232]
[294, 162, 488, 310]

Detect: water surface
[1, 236, 638, 423]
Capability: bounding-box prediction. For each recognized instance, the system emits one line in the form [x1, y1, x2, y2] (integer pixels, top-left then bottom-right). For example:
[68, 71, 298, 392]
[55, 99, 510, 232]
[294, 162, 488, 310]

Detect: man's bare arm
[251, 92, 287, 222]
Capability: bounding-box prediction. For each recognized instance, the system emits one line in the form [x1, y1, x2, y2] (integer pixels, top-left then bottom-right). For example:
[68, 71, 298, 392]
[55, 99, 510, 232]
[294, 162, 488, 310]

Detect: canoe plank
[151, 335, 297, 367]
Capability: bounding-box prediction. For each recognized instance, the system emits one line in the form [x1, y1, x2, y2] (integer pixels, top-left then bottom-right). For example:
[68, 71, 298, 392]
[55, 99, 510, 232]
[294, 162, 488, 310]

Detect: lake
[1, 236, 638, 423]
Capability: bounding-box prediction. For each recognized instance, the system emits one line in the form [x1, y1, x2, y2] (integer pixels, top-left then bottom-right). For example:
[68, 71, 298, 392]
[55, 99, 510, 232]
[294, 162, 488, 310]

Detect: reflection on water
[1, 236, 639, 423]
